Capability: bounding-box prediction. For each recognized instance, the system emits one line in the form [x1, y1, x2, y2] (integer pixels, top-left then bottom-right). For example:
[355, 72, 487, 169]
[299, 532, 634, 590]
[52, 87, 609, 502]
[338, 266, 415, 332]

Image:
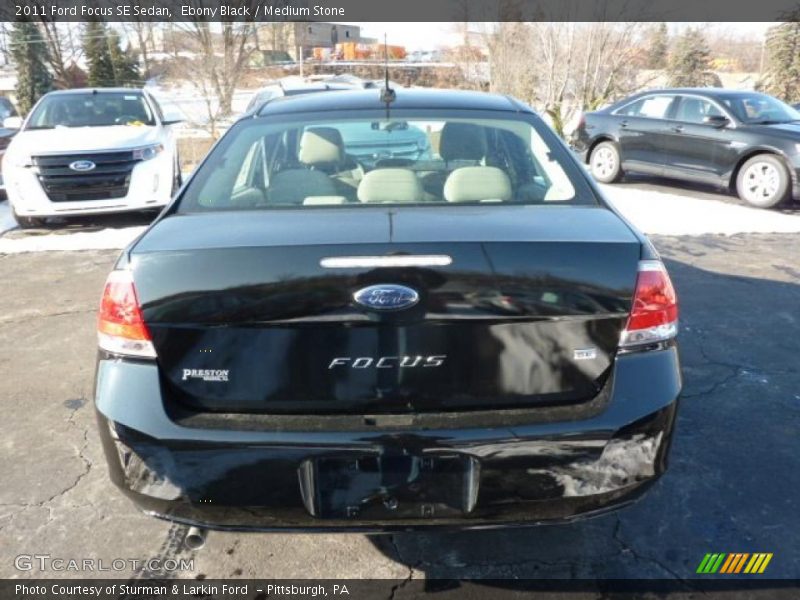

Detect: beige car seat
[268, 127, 358, 204]
[422, 122, 488, 198]
[443, 166, 512, 203]
[357, 168, 424, 203]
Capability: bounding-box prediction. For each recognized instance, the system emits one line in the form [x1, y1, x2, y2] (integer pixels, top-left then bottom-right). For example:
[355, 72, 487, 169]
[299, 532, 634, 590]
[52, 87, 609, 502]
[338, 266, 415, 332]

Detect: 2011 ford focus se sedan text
[94, 88, 681, 532]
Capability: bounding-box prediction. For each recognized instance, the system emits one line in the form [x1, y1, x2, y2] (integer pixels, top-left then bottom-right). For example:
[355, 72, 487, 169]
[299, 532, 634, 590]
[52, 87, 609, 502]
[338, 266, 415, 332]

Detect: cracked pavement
[0, 230, 798, 585]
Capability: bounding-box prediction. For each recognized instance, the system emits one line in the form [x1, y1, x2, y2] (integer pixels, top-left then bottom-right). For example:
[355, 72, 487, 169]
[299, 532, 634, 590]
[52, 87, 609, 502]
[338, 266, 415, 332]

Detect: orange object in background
[386, 45, 407, 59]
[334, 42, 406, 61]
[312, 47, 326, 61]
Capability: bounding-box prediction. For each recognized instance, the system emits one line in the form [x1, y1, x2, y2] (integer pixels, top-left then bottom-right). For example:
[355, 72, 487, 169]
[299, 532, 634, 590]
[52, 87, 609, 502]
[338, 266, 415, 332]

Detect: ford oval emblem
[69, 160, 96, 172]
[353, 284, 419, 311]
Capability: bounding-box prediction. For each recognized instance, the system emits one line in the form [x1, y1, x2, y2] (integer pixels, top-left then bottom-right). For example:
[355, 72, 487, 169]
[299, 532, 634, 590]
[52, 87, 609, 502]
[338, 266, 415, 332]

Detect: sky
[349, 22, 775, 51]
[353, 23, 466, 50]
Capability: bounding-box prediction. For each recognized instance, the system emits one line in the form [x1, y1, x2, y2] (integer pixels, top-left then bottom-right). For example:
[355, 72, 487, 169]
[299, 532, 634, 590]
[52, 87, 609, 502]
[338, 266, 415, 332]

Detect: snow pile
[601, 184, 800, 236]
[0, 224, 145, 254]
[145, 80, 253, 131]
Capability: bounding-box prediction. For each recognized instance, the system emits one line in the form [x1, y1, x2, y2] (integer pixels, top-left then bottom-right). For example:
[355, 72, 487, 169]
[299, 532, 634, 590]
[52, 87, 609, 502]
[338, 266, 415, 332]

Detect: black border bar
[3, 0, 800, 22]
[3, 579, 800, 599]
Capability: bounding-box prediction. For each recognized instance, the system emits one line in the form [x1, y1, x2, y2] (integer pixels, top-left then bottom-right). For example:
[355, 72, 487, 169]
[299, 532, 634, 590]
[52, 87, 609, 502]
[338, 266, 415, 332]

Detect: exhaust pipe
[184, 526, 207, 550]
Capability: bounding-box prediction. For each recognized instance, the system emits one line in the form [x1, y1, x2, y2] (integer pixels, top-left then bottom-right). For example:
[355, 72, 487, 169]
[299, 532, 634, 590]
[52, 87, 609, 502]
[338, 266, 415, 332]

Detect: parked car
[410, 50, 443, 62]
[335, 120, 432, 168]
[0, 95, 20, 197]
[95, 88, 681, 533]
[3, 88, 181, 228]
[244, 79, 360, 113]
[0, 127, 18, 198]
[572, 88, 800, 208]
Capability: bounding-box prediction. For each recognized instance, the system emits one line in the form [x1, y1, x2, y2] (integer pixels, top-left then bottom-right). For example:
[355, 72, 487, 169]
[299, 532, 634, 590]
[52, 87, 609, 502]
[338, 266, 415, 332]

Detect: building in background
[256, 23, 363, 60]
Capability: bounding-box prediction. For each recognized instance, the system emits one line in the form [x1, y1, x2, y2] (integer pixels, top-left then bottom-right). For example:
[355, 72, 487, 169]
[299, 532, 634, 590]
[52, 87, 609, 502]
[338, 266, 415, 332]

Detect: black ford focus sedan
[95, 88, 681, 532]
[572, 88, 800, 208]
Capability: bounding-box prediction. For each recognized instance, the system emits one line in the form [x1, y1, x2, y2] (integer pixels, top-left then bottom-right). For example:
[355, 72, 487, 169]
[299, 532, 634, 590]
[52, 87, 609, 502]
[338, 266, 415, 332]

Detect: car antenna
[379, 33, 396, 106]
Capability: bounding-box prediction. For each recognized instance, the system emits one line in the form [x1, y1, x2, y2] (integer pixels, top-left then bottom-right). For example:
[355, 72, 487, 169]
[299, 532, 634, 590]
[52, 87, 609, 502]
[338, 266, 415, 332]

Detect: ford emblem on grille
[353, 284, 419, 311]
[69, 160, 96, 172]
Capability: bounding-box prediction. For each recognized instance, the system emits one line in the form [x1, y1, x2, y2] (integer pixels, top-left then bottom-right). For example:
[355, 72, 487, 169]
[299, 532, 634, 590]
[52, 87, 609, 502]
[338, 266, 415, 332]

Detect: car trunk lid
[130, 206, 641, 414]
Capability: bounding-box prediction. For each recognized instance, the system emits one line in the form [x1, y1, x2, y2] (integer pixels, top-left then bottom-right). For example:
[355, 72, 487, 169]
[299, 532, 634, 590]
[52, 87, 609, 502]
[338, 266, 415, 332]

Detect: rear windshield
[26, 92, 156, 129]
[178, 111, 596, 211]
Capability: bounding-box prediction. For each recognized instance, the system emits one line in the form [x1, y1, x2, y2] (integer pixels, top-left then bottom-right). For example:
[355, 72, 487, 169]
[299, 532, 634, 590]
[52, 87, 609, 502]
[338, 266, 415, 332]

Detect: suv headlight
[132, 144, 164, 161]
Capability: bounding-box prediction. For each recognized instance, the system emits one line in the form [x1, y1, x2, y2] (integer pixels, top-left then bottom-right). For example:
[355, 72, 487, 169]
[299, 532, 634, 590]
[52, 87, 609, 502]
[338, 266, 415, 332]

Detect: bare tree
[486, 23, 537, 103]
[259, 22, 293, 53]
[0, 23, 10, 65]
[37, 20, 83, 88]
[120, 21, 158, 79]
[486, 22, 648, 137]
[178, 20, 256, 121]
[706, 25, 762, 72]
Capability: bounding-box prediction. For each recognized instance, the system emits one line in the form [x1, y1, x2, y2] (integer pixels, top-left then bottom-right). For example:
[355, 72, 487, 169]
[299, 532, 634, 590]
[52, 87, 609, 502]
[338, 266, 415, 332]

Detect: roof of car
[44, 87, 144, 95]
[633, 88, 766, 97]
[258, 82, 357, 93]
[256, 88, 531, 117]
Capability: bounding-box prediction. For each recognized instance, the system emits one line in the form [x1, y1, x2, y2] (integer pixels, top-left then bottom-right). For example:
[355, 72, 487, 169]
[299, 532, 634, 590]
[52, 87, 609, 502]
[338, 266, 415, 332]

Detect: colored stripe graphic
[720, 554, 736, 573]
[700, 553, 773, 574]
[733, 553, 749, 573]
[758, 553, 773, 573]
[697, 553, 726, 573]
[696, 554, 713, 573]
[710, 553, 725, 573]
[744, 554, 761, 573]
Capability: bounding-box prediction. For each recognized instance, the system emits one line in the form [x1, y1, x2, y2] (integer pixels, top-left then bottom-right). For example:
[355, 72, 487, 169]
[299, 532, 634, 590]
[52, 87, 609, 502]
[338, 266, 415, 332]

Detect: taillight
[619, 260, 678, 349]
[97, 270, 156, 358]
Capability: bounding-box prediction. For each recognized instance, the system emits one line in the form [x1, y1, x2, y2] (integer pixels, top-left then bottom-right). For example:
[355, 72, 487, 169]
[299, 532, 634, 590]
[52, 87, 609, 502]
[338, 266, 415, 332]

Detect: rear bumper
[95, 345, 681, 531]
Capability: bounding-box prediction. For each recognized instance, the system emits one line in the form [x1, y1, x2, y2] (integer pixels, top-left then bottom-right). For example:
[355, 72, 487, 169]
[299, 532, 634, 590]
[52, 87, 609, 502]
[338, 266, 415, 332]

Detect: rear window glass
[617, 95, 675, 119]
[178, 112, 596, 211]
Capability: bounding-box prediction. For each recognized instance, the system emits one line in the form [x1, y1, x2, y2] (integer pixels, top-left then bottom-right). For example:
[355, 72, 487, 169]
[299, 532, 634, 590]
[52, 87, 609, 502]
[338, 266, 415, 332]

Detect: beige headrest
[299, 127, 343, 165]
[439, 122, 487, 161]
[357, 168, 424, 203]
[443, 166, 512, 203]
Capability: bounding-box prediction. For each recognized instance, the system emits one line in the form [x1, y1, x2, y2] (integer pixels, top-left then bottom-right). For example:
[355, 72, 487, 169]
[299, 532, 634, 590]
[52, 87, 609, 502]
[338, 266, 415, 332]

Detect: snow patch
[601, 184, 800, 236]
[0, 225, 145, 254]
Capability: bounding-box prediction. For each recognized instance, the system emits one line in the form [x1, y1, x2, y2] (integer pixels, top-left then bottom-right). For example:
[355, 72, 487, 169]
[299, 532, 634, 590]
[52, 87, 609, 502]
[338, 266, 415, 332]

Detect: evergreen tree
[667, 28, 715, 87]
[83, 21, 115, 87]
[10, 21, 53, 115]
[108, 30, 141, 87]
[646, 23, 669, 69]
[761, 16, 800, 102]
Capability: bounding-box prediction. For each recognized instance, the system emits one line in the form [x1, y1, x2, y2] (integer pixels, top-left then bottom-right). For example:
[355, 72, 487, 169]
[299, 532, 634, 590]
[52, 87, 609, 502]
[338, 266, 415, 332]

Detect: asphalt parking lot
[1, 179, 799, 588]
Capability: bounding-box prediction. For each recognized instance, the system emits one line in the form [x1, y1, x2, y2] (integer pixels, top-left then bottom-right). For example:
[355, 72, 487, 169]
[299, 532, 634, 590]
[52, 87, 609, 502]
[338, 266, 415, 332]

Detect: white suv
[3, 88, 181, 228]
